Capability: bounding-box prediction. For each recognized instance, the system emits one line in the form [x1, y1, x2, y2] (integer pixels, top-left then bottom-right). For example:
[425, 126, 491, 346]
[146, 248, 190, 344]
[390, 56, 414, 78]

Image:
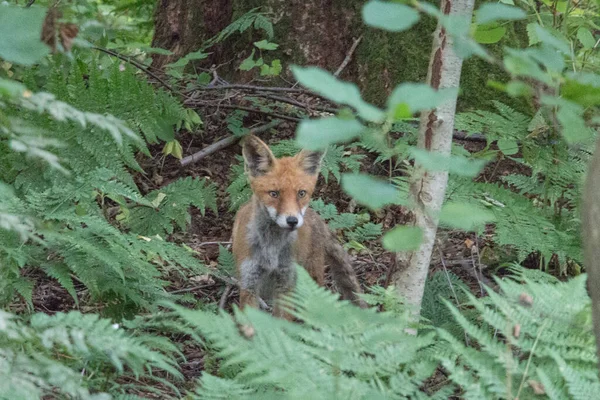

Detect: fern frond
[127, 177, 217, 236]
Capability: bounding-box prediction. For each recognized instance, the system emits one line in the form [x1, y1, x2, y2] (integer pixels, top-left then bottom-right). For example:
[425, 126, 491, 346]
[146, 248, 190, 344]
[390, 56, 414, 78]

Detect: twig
[184, 100, 300, 122]
[472, 236, 485, 296]
[515, 320, 548, 399]
[452, 131, 487, 142]
[198, 241, 232, 247]
[93, 46, 180, 96]
[180, 135, 239, 167]
[219, 284, 233, 309]
[169, 284, 212, 295]
[26, 0, 36, 7]
[187, 83, 311, 95]
[180, 119, 283, 167]
[252, 93, 338, 114]
[209, 66, 219, 86]
[334, 35, 363, 77]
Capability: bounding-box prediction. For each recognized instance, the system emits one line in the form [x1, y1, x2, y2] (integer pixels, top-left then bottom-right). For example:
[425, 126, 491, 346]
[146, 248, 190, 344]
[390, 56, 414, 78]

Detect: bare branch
[180, 119, 283, 167]
[334, 35, 363, 77]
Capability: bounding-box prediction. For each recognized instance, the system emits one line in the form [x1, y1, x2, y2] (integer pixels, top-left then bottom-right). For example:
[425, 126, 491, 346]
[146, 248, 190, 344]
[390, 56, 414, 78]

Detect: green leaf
[270, 59, 282, 76]
[526, 23, 540, 46]
[562, 74, 600, 107]
[473, 23, 507, 44]
[362, 1, 420, 32]
[151, 192, 167, 208]
[291, 66, 385, 123]
[296, 117, 365, 150]
[0, 6, 49, 65]
[341, 173, 401, 209]
[410, 149, 487, 177]
[162, 140, 183, 159]
[504, 49, 552, 85]
[0, 78, 26, 97]
[577, 27, 596, 49]
[387, 83, 458, 118]
[542, 96, 591, 143]
[497, 138, 519, 155]
[166, 50, 208, 68]
[239, 50, 256, 71]
[382, 226, 423, 251]
[440, 202, 495, 231]
[253, 40, 279, 50]
[476, 4, 526, 24]
[534, 26, 570, 54]
[505, 81, 533, 97]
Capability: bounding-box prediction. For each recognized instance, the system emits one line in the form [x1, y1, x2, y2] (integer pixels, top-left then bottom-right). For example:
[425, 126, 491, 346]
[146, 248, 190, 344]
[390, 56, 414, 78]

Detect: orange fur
[232, 135, 365, 318]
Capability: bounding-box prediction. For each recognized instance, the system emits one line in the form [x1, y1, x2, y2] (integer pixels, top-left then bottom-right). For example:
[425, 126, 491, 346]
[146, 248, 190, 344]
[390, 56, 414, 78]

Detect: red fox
[232, 135, 366, 319]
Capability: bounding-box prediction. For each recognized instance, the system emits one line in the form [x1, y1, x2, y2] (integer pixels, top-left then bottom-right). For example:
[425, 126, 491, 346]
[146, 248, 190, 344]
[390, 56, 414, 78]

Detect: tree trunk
[582, 137, 600, 373]
[392, 0, 476, 317]
[150, 0, 232, 69]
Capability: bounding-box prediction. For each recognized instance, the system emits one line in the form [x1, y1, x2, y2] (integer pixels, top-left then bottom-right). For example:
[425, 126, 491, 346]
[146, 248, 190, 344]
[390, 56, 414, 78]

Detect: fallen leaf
[464, 238, 474, 249]
[528, 380, 546, 395]
[519, 292, 534, 307]
[238, 323, 255, 339]
[189, 274, 215, 285]
[513, 324, 521, 338]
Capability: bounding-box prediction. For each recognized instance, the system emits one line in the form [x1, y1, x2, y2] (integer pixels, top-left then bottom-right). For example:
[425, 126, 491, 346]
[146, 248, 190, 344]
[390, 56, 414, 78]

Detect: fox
[232, 135, 366, 319]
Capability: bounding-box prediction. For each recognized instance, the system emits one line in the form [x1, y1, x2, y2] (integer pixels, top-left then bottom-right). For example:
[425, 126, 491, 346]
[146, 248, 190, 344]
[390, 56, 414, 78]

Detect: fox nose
[286, 216, 298, 228]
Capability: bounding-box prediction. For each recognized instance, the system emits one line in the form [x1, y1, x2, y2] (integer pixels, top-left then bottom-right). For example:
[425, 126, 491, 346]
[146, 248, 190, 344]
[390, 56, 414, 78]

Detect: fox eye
[298, 190, 307, 198]
[268, 191, 279, 198]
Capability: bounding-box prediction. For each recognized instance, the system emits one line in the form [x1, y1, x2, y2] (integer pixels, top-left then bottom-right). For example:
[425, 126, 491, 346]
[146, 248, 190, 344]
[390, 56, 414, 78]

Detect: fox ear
[242, 135, 275, 176]
[296, 149, 325, 176]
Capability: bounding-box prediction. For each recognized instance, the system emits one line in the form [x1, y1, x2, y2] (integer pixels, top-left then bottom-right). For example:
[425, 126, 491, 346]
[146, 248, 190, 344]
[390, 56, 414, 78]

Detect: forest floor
[21, 109, 531, 397]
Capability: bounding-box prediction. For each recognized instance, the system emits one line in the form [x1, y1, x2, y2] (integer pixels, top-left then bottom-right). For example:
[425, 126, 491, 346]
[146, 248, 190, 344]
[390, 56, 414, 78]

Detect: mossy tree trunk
[151, 0, 233, 69]
[151, 0, 525, 111]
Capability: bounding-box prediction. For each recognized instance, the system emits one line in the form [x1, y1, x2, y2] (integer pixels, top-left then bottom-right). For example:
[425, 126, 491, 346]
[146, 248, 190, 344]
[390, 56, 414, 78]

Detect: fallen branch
[452, 131, 487, 142]
[219, 284, 233, 310]
[185, 99, 301, 122]
[334, 35, 363, 77]
[252, 93, 338, 114]
[180, 119, 283, 167]
[187, 83, 310, 95]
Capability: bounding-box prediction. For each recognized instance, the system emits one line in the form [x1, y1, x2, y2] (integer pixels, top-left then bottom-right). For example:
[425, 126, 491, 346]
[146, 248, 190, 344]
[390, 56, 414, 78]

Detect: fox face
[242, 135, 324, 230]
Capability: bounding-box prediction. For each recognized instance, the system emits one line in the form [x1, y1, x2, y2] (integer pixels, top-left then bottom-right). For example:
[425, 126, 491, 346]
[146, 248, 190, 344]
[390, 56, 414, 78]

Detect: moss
[223, 0, 531, 112]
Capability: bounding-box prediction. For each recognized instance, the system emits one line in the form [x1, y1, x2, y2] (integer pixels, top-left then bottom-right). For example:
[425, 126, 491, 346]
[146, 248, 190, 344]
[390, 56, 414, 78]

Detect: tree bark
[392, 0, 476, 317]
[150, 0, 232, 69]
[582, 136, 600, 373]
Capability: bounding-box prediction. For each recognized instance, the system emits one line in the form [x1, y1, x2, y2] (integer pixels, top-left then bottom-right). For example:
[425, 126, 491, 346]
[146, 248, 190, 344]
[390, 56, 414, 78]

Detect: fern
[0, 310, 181, 399]
[311, 198, 381, 247]
[0, 57, 214, 315]
[201, 8, 273, 50]
[446, 177, 581, 266]
[127, 176, 217, 236]
[445, 102, 591, 269]
[455, 101, 530, 143]
[180, 267, 450, 399]
[440, 267, 599, 400]
[217, 245, 236, 277]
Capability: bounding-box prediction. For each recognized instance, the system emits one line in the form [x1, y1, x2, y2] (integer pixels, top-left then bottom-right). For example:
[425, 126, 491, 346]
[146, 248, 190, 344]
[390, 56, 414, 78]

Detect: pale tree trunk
[392, 0, 475, 316]
[582, 137, 600, 372]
